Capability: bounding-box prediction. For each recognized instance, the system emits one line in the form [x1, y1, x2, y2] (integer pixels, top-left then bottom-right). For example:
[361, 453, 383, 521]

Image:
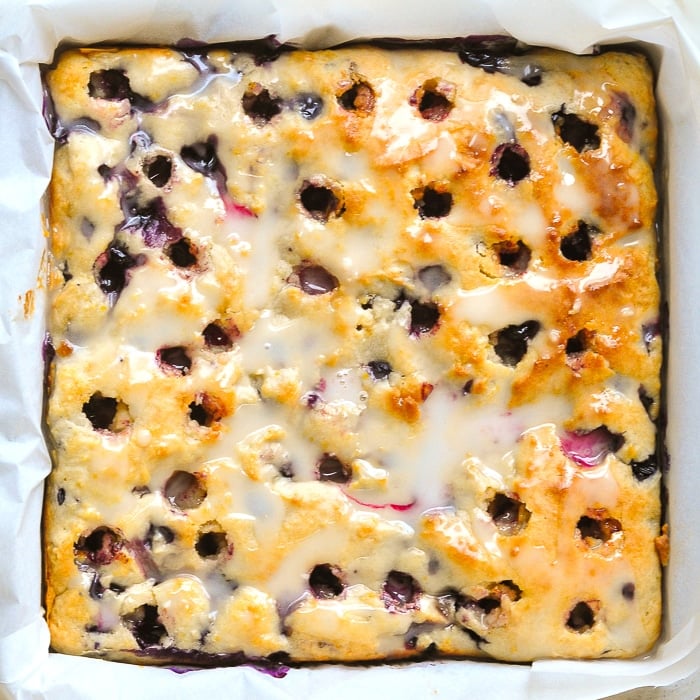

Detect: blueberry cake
[43, 42, 664, 665]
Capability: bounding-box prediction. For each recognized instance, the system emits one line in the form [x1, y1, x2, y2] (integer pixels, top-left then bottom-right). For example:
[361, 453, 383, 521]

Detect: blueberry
[417, 264, 452, 292]
[202, 321, 237, 349]
[552, 109, 600, 152]
[94, 243, 139, 299]
[180, 138, 222, 177]
[123, 604, 166, 648]
[565, 330, 588, 355]
[561, 427, 624, 468]
[120, 195, 182, 248]
[188, 394, 224, 427]
[89, 572, 105, 600]
[337, 81, 375, 113]
[143, 155, 172, 187]
[490, 143, 530, 183]
[195, 530, 228, 558]
[462, 379, 474, 395]
[163, 470, 206, 509]
[409, 300, 440, 336]
[576, 514, 622, 543]
[638, 385, 654, 416]
[299, 180, 343, 221]
[494, 240, 531, 272]
[309, 563, 344, 598]
[381, 570, 421, 611]
[156, 346, 191, 375]
[613, 92, 636, 143]
[366, 360, 392, 380]
[88, 69, 131, 101]
[642, 320, 660, 351]
[630, 456, 658, 481]
[622, 583, 635, 601]
[165, 238, 197, 268]
[487, 493, 531, 534]
[411, 80, 454, 121]
[289, 263, 339, 295]
[57, 487, 65, 505]
[566, 601, 596, 632]
[560, 221, 594, 261]
[520, 64, 543, 86]
[293, 93, 324, 120]
[412, 185, 453, 218]
[490, 320, 540, 366]
[82, 392, 118, 430]
[317, 454, 351, 484]
[188, 401, 210, 427]
[75, 526, 123, 566]
[241, 84, 282, 124]
[459, 50, 506, 73]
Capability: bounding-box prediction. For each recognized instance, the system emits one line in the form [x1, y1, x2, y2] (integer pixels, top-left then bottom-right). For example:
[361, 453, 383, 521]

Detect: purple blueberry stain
[123, 604, 167, 648]
[560, 427, 624, 467]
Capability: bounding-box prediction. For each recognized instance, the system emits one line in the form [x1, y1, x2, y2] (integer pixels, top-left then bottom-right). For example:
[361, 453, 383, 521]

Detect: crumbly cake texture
[43, 42, 663, 665]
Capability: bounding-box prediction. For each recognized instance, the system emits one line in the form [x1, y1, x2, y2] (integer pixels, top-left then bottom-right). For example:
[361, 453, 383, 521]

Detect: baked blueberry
[337, 81, 375, 113]
[487, 493, 531, 534]
[164, 470, 206, 509]
[489, 320, 540, 366]
[317, 454, 351, 483]
[156, 346, 191, 375]
[381, 570, 421, 611]
[490, 143, 530, 183]
[552, 108, 600, 152]
[309, 563, 345, 598]
[289, 263, 339, 295]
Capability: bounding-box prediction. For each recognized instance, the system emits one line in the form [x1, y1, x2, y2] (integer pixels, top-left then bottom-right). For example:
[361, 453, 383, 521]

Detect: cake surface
[43, 41, 663, 665]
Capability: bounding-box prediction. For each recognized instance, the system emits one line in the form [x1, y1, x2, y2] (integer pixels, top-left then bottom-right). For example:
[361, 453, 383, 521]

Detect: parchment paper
[1, 1, 698, 698]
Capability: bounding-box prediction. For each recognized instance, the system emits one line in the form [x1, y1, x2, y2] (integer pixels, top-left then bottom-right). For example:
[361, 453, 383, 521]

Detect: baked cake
[42, 41, 664, 665]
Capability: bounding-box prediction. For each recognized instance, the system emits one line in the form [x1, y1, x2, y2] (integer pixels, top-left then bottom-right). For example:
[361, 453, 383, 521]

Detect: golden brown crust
[44, 43, 662, 664]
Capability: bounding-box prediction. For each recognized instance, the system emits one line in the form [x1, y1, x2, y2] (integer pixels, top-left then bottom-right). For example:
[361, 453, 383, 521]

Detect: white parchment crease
[0, 1, 698, 698]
